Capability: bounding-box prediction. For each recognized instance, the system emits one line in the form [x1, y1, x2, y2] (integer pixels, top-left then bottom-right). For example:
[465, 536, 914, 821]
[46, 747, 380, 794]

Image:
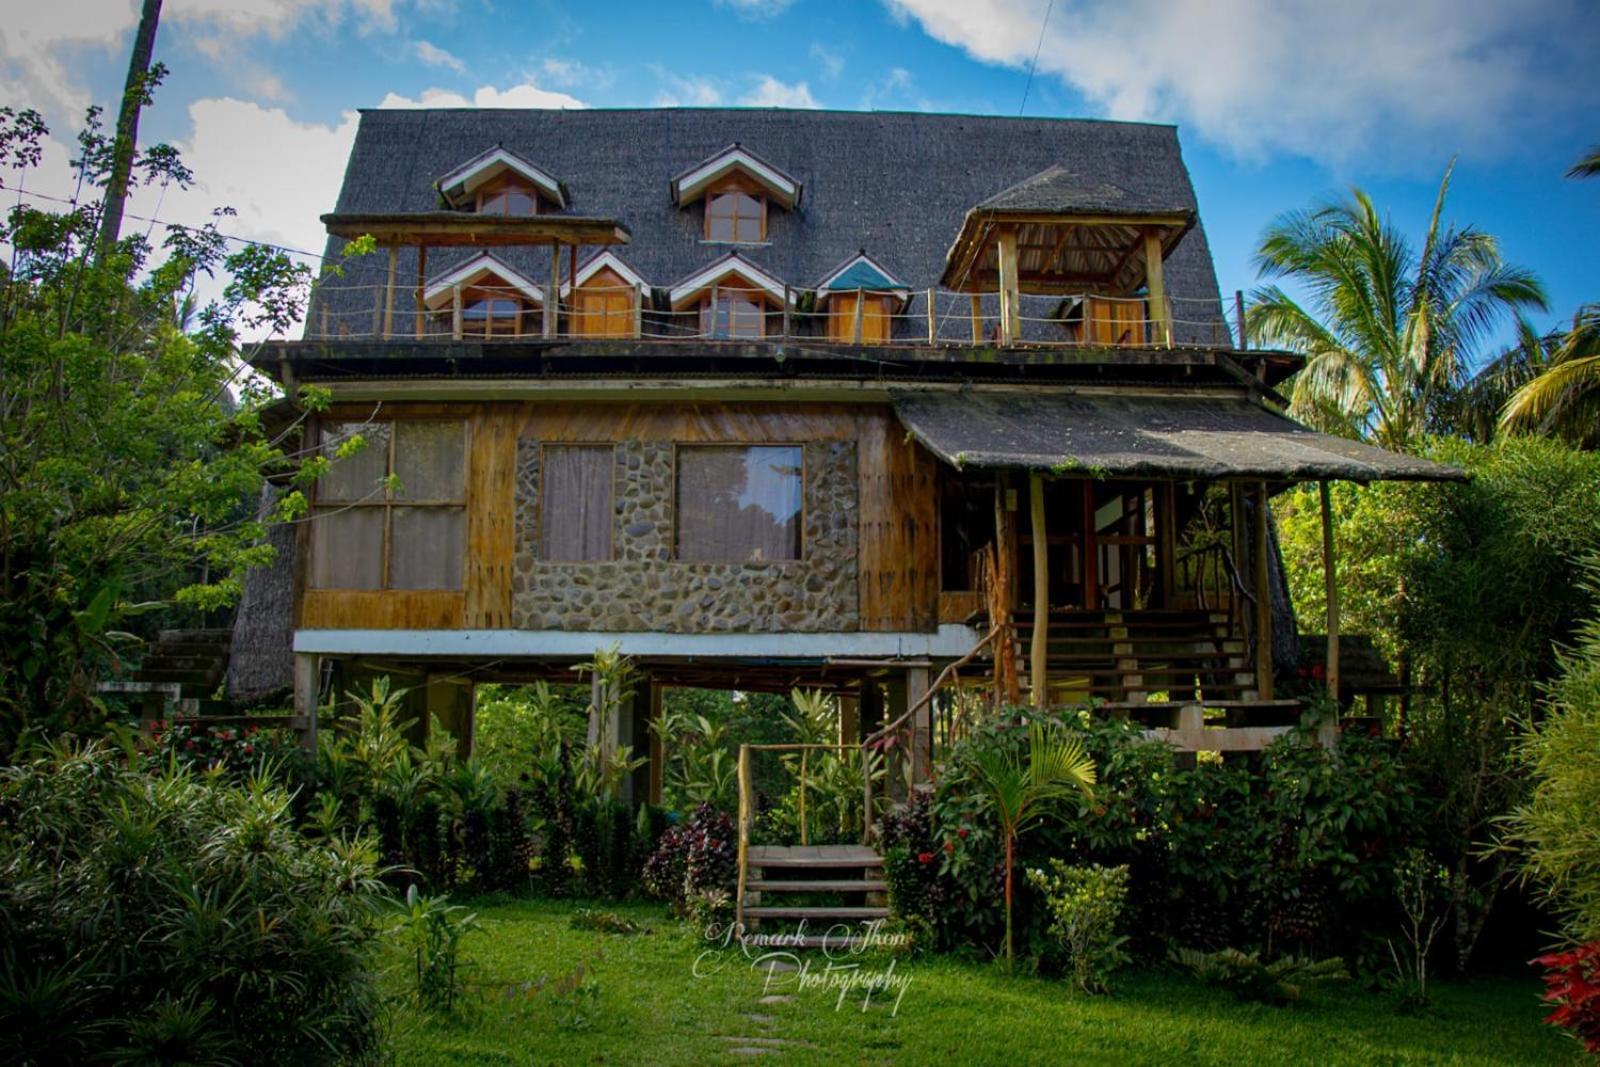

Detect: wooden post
[993, 474, 1020, 703]
[1081, 479, 1099, 611]
[798, 747, 809, 846]
[647, 681, 664, 806]
[1254, 481, 1274, 699]
[293, 653, 319, 751]
[926, 287, 937, 344]
[997, 225, 1020, 344]
[568, 243, 578, 337]
[544, 241, 558, 338]
[414, 244, 427, 339]
[1320, 480, 1341, 702]
[1235, 289, 1248, 349]
[451, 283, 463, 340]
[970, 293, 983, 343]
[838, 694, 859, 746]
[908, 666, 932, 782]
[781, 285, 791, 339]
[736, 743, 750, 930]
[1158, 481, 1177, 607]
[1143, 228, 1170, 346]
[1029, 471, 1049, 708]
[382, 245, 397, 338]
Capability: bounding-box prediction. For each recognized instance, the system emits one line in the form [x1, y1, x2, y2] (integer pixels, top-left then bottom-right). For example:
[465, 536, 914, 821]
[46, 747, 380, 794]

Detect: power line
[7, 185, 331, 262]
[1018, 0, 1056, 116]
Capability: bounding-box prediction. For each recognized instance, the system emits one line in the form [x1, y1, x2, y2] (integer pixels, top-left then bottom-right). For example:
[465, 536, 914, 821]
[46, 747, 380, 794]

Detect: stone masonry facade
[512, 439, 859, 632]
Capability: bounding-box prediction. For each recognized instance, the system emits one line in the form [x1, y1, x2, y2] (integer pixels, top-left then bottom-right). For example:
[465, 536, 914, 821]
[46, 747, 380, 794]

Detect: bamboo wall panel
[857, 411, 939, 631]
[465, 408, 518, 628]
[301, 590, 464, 629]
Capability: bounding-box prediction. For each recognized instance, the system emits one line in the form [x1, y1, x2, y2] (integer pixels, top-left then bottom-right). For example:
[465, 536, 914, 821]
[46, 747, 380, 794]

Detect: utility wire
[1018, 0, 1056, 116]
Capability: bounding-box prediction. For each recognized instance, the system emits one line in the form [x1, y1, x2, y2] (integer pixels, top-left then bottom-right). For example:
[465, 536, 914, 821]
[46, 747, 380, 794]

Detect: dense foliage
[1533, 941, 1600, 1053]
[0, 742, 389, 1065]
[883, 707, 1426, 973]
[1026, 861, 1131, 994]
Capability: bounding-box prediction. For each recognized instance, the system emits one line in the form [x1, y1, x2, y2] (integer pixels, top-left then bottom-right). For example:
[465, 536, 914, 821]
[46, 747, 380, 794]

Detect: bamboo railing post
[862, 746, 874, 845]
[1254, 481, 1274, 699]
[382, 245, 397, 338]
[736, 743, 751, 931]
[970, 293, 983, 343]
[450, 283, 463, 340]
[997, 225, 1020, 344]
[414, 244, 427, 339]
[544, 241, 558, 338]
[798, 747, 809, 846]
[781, 285, 791, 339]
[1143, 227, 1170, 347]
[1320, 479, 1341, 729]
[926, 287, 936, 344]
[1029, 472, 1049, 707]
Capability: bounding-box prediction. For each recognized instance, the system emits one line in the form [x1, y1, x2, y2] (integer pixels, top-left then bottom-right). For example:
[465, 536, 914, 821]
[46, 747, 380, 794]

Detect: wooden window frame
[310, 418, 469, 591]
[537, 442, 616, 562]
[671, 442, 806, 565]
[568, 269, 640, 339]
[703, 177, 767, 243]
[474, 172, 541, 216]
[698, 285, 768, 339]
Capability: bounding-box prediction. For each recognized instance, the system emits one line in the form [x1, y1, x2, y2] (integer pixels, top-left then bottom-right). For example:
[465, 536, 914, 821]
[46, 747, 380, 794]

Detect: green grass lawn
[391, 898, 1577, 1066]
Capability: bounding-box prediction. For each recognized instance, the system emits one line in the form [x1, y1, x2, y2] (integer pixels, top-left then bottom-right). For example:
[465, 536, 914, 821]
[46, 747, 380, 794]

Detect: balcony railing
[304, 282, 1241, 349]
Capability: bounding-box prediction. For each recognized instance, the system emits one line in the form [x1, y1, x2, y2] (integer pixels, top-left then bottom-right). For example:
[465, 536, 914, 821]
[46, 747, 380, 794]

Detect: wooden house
[233, 107, 1458, 793]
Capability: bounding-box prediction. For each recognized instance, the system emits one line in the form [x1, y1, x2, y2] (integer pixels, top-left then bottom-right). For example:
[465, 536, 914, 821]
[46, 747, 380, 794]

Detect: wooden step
[739, 934, 868, 951]
[747, 845, 882, 869]
[743, 906, 890, 920]
[748, 879, 888, 893]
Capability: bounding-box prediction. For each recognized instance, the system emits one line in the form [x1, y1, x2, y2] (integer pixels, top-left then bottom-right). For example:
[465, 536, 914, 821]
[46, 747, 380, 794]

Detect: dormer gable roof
[560, 251, 648, 297]
[422, 253, 544, 307]
[670, 144, 801, 210]
[816, 252, 911, 302]
[668, 252, 790, 309]
[437, 146, 568, 210]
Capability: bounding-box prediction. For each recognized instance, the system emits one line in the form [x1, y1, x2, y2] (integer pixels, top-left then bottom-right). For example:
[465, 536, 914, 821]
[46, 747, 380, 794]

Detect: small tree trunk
[1004, 831, 1015, 972]
[96, 0, 164, 263]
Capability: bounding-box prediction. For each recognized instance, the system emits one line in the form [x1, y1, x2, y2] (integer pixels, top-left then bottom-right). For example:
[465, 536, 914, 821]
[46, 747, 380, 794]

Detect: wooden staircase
[739, 845, 889, 949]
[1017, 608, 1256, 705]
[100, 628, 233, 717]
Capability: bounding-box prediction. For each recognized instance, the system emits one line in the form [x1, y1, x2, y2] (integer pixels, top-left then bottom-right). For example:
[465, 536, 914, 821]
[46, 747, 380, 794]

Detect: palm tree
[1499, 304, 1600, 447]
[966, 721, 1096, 971]
[1498, 144, 1600, 446]
[1246, 161, 1546, 450]
[1435, 317, 1561, 443]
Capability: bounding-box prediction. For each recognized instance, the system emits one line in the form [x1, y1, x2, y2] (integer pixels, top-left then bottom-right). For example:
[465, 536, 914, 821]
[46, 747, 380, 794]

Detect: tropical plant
[1533, 940, 1600, 1054]
[1171, 946, 1348, 1005]
[1387, 847, 1450, 1012]
[0, 740, 390, 1064]
[959, 720, 1096, 970]
[1027, 861, 1131, 994]
[1499, 303, 1600, 447]
[1246, 161, 1545, 449]
[1504, 564, 1600, 943]
[394, 884, 479, 1014]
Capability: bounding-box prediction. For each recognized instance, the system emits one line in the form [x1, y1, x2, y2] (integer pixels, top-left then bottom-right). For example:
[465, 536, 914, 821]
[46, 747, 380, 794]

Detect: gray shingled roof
[310, 108, 1226, 343]
[892, 390, 1467, 482]
[974, 164, 1188, 217]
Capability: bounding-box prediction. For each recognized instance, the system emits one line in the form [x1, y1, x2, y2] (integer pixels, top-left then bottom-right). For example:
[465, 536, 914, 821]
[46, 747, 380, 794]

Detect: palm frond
[1567, 145, 1600, 180]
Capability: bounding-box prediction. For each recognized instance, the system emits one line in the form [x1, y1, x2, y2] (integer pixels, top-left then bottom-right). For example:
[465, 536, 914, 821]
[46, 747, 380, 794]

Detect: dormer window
[423, 253, 544, 340]
[815, 252, 911, 343]
[474, 173, 539, 216]
[668, 253, 789, 341]
[706, 186, 765, 243]
[672, 144, 798, 245]
[437, 146, 568, 214]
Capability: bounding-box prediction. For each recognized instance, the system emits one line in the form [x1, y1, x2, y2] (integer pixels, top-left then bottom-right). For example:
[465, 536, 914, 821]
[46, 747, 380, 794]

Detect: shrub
[1534, 941, 1600, 1054]
[1172, 947, 1348, 1005]
[1027, 861, 1131, 994]
[641, 803, 736, 914]
[0, 741, 388, 1064]
[395, 884, 480, 1014]
[570, 909, 646, 935]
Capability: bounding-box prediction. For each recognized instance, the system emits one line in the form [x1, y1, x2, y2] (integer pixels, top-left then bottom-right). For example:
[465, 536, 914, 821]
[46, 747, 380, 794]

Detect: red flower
[917, 851, 934, 865]
[943, 840, 955, 854]
[1311, 663, 1327, 681]
[957, 827, 969, 839]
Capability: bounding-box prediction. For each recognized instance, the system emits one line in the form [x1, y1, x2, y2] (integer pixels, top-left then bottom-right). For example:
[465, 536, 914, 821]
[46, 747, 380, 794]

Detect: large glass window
[676, 446, 802, 562]
[310, 420, 467, 590]
[540, 445, 614, 560]
[705, 191, 764, 243]
[476, 175, 539, 216]
[698, 289, 765, 339]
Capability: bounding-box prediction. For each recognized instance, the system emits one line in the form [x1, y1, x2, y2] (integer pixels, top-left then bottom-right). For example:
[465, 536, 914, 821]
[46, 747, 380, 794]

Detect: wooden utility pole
[96, 0, 164, 262]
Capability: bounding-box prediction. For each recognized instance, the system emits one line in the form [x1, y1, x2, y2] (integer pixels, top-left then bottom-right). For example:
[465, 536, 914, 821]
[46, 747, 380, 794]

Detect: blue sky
[3, 0, 1597, 355]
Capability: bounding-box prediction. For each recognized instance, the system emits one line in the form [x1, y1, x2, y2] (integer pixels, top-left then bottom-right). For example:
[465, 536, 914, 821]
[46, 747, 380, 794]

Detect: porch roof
[890, 390, 1466, 483]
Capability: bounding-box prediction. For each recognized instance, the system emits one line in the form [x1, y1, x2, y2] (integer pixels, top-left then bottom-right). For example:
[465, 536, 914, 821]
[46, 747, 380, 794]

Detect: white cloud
[883, 0, 1600, 163]
[652, 71, 725, 107]
[714, 0, 795, 19]
[809, 42, 844, 80]
[376, 82, 586, 109]
[740, 75, 819, 109]
[412, 39, 465, 73]
[540, 57, 614, 90]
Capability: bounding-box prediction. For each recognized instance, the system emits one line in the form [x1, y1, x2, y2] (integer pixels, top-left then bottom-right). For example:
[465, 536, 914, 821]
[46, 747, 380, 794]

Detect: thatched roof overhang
[891, 390, 1465, 484]
[940, 209, 1195, 294]
[321, 211, 630, 248]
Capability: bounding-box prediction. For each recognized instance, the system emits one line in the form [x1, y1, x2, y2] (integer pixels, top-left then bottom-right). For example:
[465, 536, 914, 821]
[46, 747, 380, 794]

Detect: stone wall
[512, 439, 859, 632]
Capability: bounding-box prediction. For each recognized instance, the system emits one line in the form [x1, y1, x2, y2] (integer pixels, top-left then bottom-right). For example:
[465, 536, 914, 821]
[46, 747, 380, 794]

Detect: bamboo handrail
[735, 743, 751, 932]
